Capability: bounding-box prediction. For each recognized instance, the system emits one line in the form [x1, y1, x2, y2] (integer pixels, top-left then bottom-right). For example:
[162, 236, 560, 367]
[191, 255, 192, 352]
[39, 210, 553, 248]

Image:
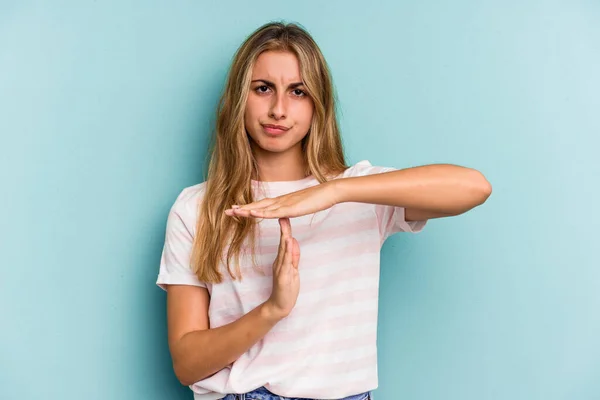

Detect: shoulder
[342, 160, 395, 178]
[168, 182, 207, 227]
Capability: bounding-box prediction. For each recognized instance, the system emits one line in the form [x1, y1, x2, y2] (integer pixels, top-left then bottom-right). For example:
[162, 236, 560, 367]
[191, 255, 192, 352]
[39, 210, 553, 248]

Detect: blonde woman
[157, 21, 492, 400]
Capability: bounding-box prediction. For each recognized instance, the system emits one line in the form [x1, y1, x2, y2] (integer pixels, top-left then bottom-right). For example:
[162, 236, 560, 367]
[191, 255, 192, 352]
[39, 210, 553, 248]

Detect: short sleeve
[350, 161, 428, 242]
[156, 190, 207, 291]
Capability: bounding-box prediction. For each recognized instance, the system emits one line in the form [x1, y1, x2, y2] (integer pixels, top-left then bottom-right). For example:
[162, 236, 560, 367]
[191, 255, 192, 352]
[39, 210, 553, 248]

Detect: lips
[262, 124, 290, 135]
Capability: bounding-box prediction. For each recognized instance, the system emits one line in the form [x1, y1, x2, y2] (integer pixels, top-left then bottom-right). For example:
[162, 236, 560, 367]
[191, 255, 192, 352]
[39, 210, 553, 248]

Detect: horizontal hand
[224, 181, 339, 219]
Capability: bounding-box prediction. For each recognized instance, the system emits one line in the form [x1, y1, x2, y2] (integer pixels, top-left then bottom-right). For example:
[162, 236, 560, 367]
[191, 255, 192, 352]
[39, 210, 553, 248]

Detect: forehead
[252, 51, 302, 82]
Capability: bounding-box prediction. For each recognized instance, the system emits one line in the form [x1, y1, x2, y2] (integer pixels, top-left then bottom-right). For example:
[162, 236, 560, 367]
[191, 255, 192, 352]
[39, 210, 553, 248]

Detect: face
[244, 51, 314, 158]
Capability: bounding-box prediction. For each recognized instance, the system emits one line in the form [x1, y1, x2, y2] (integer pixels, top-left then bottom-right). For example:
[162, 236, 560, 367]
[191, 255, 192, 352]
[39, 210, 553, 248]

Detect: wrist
[259, 300, 286, 324]
[329, 177, 353, 204]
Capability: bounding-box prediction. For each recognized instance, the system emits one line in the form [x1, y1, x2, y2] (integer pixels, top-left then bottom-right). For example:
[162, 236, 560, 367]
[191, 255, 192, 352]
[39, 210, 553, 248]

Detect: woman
[157, 21, 492, 400]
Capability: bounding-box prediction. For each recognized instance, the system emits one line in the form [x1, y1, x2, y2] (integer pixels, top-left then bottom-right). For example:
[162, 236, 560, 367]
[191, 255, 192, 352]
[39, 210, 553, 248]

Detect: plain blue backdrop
[1, 1, 599, 399]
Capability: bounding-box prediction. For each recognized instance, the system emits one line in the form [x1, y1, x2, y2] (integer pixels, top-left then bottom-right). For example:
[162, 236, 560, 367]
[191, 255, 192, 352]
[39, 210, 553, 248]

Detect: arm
[167, 285, 283, 386]
[333, 164, 492, 220]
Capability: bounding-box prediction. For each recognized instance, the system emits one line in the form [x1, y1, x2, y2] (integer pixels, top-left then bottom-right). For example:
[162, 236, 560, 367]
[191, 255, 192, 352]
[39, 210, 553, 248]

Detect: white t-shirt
[156, 160, 427, 399]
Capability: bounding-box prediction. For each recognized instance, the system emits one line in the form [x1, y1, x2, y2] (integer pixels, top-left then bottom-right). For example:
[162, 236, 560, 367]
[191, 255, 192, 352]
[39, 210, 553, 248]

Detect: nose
[269, 92, 287, 120]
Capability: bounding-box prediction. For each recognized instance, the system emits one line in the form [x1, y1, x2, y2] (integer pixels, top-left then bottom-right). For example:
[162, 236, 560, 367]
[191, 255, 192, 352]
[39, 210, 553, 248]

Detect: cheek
[244, 99, 259, 123]
[297, 102, 314, 126]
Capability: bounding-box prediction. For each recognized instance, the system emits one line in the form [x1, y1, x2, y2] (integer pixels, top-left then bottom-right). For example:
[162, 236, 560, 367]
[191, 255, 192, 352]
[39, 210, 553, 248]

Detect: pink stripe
[255, 211, 378, 244]
[297, 352, 378, 377]
[208, 264, 379, 317]
[221, 238, 380, 284]
[251, 337, 377, 368]
[210, 304, 377, 342]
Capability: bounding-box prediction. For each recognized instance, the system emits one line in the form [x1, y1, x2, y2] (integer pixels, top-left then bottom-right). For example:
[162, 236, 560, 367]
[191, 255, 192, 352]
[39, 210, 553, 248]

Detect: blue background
[1, 1, 598, 399]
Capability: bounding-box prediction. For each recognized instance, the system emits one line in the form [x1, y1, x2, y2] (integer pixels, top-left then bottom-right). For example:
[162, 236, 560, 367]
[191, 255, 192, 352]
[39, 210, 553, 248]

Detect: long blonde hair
[191, 21, 347, 284]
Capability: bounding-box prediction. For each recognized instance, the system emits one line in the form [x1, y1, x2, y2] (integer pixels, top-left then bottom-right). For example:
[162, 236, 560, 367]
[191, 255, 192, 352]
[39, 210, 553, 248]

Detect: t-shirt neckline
[251, 174, 317, 188]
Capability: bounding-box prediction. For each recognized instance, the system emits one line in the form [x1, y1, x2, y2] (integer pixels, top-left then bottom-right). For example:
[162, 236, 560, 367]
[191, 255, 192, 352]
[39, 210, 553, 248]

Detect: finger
[291, 237, 301, 270]
[232, 198, 276, 211]
[282, 237, 293, 269]
[274, 218, 288, 267]
[230, 208, 253, 217]
[274, 239, 289, 273]
[230, 207, 268, 219]
[279, 217, 291, 239]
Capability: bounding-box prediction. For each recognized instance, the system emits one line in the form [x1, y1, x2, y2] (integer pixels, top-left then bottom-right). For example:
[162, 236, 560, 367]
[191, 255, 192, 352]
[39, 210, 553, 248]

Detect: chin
[254, 139, 302, 155]
[260, 143, 295, 154]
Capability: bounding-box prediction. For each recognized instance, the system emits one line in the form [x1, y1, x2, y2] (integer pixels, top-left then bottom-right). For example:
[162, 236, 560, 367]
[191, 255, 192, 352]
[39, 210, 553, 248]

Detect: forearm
[334, 164, 492, 215]
[172, 302, 282, 386]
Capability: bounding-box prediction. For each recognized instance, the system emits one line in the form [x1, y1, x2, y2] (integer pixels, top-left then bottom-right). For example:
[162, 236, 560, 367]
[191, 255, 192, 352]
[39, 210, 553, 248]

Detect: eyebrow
[251, 79, 305, 89]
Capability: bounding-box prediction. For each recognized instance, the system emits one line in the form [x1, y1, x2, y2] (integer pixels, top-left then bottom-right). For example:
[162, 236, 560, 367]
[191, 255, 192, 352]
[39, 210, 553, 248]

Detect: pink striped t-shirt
[156, 160, 427, 400]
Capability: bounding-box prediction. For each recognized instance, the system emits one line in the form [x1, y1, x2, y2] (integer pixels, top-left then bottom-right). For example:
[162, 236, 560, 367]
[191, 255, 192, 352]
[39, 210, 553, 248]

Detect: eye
[255, 85, 271, 94]
[292, 89, 306, 97]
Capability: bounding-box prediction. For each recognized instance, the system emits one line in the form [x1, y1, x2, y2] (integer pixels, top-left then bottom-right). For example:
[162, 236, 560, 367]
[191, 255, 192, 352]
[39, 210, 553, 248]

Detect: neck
[252, 144, 307, 182]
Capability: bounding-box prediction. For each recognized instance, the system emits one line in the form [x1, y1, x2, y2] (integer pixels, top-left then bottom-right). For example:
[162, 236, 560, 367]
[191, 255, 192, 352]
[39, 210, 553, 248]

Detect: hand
[224, 181, 339, 219]
[264, 218, 301, 320]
